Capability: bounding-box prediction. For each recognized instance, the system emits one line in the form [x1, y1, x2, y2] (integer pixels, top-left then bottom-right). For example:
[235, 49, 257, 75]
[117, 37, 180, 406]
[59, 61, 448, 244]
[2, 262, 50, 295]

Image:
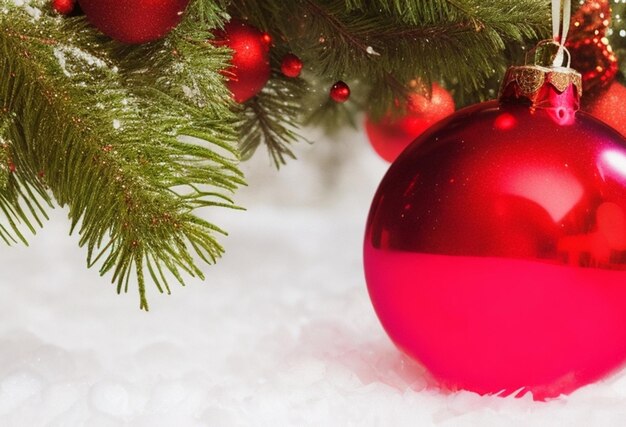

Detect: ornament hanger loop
[551, 0, 571, 67]
[526, 39, 572, 68]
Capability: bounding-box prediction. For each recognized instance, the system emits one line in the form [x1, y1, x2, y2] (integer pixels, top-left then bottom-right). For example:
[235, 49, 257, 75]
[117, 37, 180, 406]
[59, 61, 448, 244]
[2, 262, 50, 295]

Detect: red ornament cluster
[565, 0, 618, 94]
[281, 54, 303, 78]
[213, 20, 271, 103]
[77, 0, 190, 44]
[330, 81, 350, 103]
[365, 83, 455, 162]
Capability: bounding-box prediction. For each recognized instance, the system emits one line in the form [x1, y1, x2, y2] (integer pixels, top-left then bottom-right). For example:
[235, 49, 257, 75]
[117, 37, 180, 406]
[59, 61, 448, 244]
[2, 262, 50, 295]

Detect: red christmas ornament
[565, 0, 618, 95]
[364, 61, 626, 400]
[77, 0, 190, 44]
[587, 81, 626, 136]
[213, 20, 271, 103]
[365, 83, 455, 162]
[52, 0, 76, 15]
[330, 81, 350, 103]
[281, 54, 303, 78]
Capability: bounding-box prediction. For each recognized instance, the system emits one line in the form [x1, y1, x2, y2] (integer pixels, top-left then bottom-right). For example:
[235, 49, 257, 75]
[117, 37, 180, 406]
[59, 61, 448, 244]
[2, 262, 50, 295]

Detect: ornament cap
[499, 65, 582, 117]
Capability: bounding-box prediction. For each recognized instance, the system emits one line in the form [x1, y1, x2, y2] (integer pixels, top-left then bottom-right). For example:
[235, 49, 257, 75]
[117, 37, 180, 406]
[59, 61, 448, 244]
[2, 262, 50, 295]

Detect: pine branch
[238, 73, 307, 167]
[0, 114, 11, 191]
[232, 0, 549, 120]
[0, 2, 243, 310]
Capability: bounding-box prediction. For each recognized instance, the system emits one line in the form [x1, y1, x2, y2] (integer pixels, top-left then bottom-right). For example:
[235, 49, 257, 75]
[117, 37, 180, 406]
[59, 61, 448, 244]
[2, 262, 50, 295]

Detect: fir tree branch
[0, 2, 243, 310]
[232, 0, 549, 119]
[238, 74, 306, 167]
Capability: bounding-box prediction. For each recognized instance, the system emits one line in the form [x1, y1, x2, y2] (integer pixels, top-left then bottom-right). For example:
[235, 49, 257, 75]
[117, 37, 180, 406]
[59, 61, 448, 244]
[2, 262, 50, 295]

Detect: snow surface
[2, 127, 626, 426]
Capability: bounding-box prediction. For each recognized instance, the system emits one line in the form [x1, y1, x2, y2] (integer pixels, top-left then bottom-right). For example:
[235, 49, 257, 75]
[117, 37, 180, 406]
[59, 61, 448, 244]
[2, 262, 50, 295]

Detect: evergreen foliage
[0, 1, 242, 309]
[0, 0, 552, 308]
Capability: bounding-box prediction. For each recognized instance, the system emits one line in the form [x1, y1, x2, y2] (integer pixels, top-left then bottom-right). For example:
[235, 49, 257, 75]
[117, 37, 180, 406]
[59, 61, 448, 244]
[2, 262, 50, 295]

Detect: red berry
[330, 81, 350, 103]
[261, 32, 272, 46]
[52, 0, 75, 15]
[280, 54, 303, 78]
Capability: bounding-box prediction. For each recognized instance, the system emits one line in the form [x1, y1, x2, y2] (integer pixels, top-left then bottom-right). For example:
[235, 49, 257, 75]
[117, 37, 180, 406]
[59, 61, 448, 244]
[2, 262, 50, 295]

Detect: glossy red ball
[330, 81, 350, 103]
[78, 0, 189, 44]
[365, 83, 455, 162]
[364, 100, 626, 400]
[52, 0, 76, 15]
[281, 54, 303, 78]
[213, 20, 271, 103]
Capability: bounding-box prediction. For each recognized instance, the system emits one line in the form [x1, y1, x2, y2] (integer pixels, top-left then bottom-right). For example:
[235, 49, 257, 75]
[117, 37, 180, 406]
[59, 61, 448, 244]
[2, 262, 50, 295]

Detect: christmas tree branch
[238, 72, 307, 167]
[233, 0, 549, 120]
[0, 2, 243, 310]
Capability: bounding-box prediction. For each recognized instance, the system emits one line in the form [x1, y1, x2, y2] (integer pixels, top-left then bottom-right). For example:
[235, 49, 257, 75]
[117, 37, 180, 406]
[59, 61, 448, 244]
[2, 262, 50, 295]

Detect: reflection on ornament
[494, 112, 517, 131]
[364, 63, 626, 400]
[501, 165, 583, 222]
[600, 149, 626, 181]
[558, 202, 626, 267]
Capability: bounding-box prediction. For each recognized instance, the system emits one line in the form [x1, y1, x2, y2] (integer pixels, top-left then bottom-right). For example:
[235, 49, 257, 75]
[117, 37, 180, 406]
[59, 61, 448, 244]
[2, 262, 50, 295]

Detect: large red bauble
[365, 83, 455, 162]
[213, 20, 271, 103]
[78, 0, 189, 44]
[364, 65, 626, 400]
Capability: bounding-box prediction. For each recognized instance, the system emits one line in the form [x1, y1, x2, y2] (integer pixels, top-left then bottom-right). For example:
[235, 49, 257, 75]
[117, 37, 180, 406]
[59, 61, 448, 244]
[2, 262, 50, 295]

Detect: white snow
[2, 126, 626, 425]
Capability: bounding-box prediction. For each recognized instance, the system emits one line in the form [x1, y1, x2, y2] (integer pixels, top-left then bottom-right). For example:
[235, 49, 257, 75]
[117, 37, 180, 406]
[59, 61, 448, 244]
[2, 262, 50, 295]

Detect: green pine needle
[0, 1, 243, 310]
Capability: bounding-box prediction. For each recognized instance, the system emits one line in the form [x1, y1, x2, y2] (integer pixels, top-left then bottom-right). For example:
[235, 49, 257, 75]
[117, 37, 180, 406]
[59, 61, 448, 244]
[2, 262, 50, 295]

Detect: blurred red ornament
[565, 0, 618, 95]
[330, 81, 350, 103]
[52, 0, 75, 15]
[364, 63, 626, 400]
[78, 0, 189, 44]
[281, 54, 303, 78]
[213, 20, 271, 103]
[587, 81, 626, 135]
[365, 83, 455, 162]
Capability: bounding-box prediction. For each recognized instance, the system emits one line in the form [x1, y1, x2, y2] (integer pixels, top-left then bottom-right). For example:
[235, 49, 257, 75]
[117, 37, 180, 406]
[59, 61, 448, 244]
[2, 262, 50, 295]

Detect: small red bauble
[330, 81, 350, 103]
[213, 20, 271, 103]
[281, 54, 303, 78]
[365, 64, 626, 400]
[52, 0, 76, 15]
[365, 83, 455, 162]
[77, 0, 190, 44]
